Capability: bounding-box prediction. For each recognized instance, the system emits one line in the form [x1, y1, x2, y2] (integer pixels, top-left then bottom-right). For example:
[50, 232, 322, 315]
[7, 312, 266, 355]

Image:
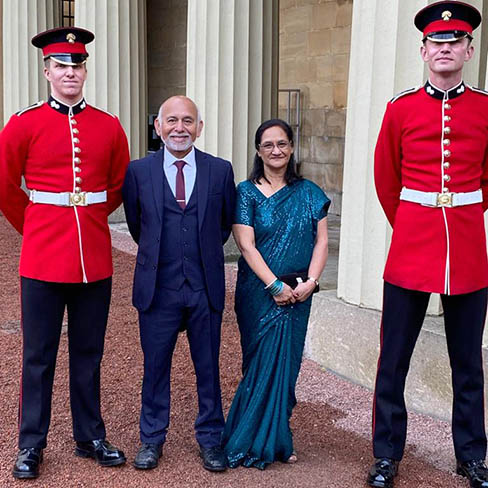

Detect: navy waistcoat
[157, 174, 205, 291]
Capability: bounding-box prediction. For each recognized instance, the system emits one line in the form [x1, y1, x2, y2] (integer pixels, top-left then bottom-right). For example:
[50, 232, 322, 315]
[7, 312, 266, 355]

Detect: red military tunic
[375, 81, 488, 295]
[0, 96, 130, 283]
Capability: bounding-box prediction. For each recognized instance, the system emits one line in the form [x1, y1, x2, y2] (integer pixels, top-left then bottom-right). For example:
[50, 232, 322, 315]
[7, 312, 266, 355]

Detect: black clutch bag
[278, 272, 319, 293]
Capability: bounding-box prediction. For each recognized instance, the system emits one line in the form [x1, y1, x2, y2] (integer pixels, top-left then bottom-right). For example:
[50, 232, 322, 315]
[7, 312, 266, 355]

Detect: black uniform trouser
[18, 277, 111, 449]
[373, 282, 488, 462]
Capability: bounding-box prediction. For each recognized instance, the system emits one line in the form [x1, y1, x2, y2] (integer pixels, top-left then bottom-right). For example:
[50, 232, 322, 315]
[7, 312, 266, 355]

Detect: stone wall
[279, 0, 352, 215]
[147, 0, 187, 116]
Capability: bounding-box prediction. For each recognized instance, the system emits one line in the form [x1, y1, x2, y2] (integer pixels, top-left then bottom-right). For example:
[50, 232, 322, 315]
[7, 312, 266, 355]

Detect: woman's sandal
[287, 451, 298, 464]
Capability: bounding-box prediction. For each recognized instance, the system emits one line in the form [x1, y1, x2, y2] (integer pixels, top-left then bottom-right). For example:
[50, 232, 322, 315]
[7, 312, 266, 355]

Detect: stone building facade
[140, 0, 352, 215]
[3, 0, 488, 421]
[279, 0, 352, 215]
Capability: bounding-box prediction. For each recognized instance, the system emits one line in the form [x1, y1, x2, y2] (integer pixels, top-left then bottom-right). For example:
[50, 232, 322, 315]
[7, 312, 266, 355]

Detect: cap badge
[66, 33, 76, 44]
[442, 10, 452, 22]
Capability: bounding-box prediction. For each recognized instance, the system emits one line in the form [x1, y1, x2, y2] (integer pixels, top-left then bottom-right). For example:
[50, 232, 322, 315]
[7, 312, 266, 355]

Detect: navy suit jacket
[122, 147, 236, 312]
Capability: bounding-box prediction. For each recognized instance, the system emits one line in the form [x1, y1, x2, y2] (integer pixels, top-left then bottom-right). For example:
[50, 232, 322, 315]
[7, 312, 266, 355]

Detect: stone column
[2, 0, 56, 124]
[306, 0, 488, 419]
[186, 0, 279, 183]
[339, 0, 486, 311]
[75, 0, 147, 159]
[337, 0, 431, 310]
[481, 1, 488, 88]
[462, 0, 483, 85]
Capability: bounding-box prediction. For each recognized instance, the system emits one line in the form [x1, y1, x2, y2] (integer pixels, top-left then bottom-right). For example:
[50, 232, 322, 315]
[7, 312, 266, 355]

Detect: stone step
[305, 289, 488, 423]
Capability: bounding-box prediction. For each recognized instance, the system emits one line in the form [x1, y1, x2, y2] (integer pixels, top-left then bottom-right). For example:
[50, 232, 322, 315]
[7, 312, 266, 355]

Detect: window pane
[60, 0, 75, 27]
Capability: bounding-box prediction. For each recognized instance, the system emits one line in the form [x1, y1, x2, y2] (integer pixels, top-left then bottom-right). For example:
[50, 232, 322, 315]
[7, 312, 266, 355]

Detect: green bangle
[268, 279, 284, 296]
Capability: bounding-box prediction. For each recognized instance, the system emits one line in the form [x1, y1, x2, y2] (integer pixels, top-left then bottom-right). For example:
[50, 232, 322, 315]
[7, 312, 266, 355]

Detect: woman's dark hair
[249, 118, 302, 185]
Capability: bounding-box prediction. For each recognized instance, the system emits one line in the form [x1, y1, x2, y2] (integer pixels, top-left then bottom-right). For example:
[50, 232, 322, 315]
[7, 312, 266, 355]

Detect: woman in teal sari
[223, 119, 330, 469]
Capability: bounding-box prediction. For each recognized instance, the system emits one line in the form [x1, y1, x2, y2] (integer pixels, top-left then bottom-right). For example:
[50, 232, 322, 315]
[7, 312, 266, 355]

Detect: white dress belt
[29, 189, 107, 207]
[400, 187, 482, 208]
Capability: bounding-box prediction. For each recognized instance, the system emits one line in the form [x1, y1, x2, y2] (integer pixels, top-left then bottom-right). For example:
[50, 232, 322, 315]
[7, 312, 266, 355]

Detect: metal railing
[278, 88, 301, 165]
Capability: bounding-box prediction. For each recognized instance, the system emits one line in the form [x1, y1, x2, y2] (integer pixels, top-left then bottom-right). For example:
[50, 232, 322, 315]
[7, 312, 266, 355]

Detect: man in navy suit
[122, 96, 236, 472]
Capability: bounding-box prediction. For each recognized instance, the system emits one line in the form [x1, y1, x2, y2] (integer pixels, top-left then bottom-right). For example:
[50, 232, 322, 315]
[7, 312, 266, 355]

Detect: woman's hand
[273, 283, 296, 306]
[293, 280, 317, 302]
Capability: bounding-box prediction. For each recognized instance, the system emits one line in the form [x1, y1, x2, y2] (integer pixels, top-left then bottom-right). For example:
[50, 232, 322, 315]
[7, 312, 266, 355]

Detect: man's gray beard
[163, 136, 193, 153]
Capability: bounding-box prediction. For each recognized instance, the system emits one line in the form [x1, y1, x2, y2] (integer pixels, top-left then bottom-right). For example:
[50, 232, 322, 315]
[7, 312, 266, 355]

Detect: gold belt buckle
[69, 192, 87, 206]
[436, 192, 453, 207]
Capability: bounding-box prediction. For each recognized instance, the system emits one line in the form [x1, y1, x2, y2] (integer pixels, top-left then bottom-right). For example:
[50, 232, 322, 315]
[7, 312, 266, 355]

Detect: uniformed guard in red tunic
[0, 27, 129, 479]
[367, 3, 488, 488]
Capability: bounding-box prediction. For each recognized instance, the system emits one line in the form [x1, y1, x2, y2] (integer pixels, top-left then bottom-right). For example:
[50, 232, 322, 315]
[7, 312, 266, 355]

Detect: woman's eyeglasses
[259, 141, 291, 153]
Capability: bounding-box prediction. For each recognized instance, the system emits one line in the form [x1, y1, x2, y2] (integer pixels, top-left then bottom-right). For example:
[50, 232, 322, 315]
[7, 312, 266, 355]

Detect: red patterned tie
[174, 160, 186, 209]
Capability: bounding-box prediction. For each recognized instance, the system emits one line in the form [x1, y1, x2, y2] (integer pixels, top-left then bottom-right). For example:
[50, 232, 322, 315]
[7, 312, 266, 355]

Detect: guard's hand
[293, 280, 316, 302]
[273, 283, 296, 306]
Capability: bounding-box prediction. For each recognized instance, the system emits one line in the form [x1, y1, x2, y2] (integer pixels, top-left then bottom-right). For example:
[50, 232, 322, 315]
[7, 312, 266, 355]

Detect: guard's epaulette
[15, 100, 44, 116]
[467, 85, 488, 96]
[390, 86, 421, 104]
[91, 104, 116, 118]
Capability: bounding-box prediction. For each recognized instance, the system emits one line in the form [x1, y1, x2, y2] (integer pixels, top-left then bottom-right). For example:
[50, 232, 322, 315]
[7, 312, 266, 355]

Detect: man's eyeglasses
[259, 141, 291, 153]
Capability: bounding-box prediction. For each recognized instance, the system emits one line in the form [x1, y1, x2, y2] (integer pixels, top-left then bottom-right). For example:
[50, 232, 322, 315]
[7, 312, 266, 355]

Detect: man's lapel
[195, 148, 209, 231]
[150, 149, 165, 222]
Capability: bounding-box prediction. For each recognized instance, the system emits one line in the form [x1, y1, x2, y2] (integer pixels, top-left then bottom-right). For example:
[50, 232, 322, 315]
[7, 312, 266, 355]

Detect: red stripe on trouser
[18, 278, 24, 435]
[481, 304, 487, 425]
[371, 286, 386, 441]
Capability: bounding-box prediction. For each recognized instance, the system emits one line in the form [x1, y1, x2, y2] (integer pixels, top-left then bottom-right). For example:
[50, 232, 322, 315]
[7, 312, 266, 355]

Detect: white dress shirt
[163, 146, 197, 204]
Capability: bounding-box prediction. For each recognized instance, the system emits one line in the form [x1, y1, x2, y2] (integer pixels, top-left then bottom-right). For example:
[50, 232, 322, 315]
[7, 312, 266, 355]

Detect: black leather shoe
[199, 446, 227, 472]
[133, 443, 162, 470]
[75, 439, 126, 467]
[457, 459, 488, 487]
[12, 448, 43, 479]
[367, 458, 399, 488]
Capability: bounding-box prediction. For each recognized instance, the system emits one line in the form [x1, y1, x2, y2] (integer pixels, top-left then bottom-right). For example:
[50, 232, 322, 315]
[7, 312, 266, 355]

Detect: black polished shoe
[457, 459, 488, 487]
[12, 448, 43, 479]
[75, 439, 126, 467]
[133, 443, 162, 470]
[199, 446, 227, 472]
[367, 458, 399, 488]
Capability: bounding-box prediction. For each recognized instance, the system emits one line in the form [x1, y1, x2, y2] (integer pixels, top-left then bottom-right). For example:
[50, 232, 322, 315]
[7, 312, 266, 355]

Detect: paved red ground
[0, 214, 469, 487]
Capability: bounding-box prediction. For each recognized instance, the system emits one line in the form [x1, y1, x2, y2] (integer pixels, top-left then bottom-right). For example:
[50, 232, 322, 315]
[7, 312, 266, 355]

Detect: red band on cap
[423, 19, 473, 37]
[42, 42, 87, 56]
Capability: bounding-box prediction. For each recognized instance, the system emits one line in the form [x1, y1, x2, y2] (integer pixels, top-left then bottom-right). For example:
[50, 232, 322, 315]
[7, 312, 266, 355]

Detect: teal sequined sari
[223, 179, 330, 469]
